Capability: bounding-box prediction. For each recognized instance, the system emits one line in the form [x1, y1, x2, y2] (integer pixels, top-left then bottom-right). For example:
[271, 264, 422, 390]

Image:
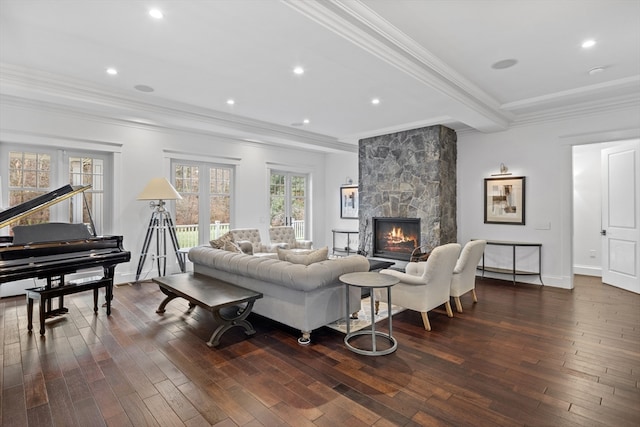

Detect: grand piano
[0, 184, 131, 335]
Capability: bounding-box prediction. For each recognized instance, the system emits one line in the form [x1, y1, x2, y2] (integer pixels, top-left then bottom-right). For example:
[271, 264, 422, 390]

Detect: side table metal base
[340, 272, 400, 356]
[345, 330, 397, 356]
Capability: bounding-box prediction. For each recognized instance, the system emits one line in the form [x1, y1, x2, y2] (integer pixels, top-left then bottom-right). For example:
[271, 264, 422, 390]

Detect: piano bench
[152, 273, 263, 347]
[26, 277, 113, 336]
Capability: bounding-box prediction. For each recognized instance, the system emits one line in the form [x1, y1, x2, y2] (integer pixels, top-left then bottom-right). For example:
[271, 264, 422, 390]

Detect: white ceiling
[1, 0, 639, 152]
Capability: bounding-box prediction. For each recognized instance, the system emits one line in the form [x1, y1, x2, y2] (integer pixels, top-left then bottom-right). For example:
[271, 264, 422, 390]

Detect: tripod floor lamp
[135, 177, 184, 281]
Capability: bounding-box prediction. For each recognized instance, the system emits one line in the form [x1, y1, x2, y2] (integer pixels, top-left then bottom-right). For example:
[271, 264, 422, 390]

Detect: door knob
[601, 230, 607, 236]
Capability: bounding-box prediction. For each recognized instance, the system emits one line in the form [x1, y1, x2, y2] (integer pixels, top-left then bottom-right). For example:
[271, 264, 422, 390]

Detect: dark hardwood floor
[1, 275, 639, 426]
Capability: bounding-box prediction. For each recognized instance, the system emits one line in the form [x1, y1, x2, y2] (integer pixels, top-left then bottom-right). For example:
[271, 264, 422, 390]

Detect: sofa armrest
[380, 268, 425, 286]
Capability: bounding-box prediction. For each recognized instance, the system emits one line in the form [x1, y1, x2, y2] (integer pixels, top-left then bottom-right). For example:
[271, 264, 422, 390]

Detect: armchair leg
[445, 301, 454, 318]
[454, 296, 463, 313]
[420, 312, 431, 331]
[472, 289, 478, 303]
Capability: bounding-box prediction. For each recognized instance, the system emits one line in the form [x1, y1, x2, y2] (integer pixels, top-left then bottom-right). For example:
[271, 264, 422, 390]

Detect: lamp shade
[137, 177, 182, 200]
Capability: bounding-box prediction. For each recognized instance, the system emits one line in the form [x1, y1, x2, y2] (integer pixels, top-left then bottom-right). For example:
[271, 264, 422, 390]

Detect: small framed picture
[340, 185, 358, 219]
[484, 176, 525, 225]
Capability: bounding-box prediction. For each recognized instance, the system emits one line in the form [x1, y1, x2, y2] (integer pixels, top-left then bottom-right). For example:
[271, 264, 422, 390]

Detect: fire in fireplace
[372, 217, 421, 261]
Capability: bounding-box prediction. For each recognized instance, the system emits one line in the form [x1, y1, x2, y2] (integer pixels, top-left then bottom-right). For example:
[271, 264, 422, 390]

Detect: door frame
[571, 138, 640, 291]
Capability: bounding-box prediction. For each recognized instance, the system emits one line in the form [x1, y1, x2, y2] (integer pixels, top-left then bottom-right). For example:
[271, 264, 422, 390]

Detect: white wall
[3, 98, 640, 292]
[324, 152, 360, 252]
[325, 106, 640, 289]
[456, 106, 640, 288]
[0, 102, 329, 289]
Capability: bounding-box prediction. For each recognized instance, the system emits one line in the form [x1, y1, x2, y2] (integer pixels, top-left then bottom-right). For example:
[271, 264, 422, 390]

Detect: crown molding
[283, 0, 512, 132]
[501, 76, 640, 113]
[510, 93, 640, 128]
[0, 63, 357, 154]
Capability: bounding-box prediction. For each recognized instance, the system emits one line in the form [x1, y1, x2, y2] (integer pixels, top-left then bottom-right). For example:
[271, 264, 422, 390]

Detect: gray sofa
[188, 246, 369, 344]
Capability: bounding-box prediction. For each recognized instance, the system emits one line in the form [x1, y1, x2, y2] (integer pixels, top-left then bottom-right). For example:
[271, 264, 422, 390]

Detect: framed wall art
[340, 185, 359, 219]
[484, 176, 525, 225]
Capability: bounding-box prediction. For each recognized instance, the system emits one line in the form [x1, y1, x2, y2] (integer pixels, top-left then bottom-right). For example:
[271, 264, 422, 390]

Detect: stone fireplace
[372, 217, 420, 261]
[358, 125, 457, 258]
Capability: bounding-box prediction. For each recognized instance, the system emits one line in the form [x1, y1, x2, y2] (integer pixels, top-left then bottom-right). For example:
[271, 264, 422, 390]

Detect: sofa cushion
[279, 247, 328, 265]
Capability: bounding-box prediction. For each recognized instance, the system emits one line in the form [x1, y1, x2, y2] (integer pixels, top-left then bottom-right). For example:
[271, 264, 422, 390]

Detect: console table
[332, 229, 358, 256]
[477, 240, 543, 285]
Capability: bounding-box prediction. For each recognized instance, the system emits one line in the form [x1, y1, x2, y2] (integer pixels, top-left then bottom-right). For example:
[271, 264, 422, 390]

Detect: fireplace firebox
[372, 217, 421, 261]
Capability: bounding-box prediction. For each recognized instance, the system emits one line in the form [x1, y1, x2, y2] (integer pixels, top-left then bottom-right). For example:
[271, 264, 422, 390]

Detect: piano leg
[104, 266, 114, 316]
[93, 288, 99, 312]
[39, 298, 46, 335]
[27, 296, 34, 332]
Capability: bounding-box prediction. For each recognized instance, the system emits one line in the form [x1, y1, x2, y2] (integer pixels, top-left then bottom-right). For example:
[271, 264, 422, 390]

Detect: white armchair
[376, 243, 461, 331]
[228, 228, 277, 257]
[450, 240, 486, 313]
[269, 226, 312, 250]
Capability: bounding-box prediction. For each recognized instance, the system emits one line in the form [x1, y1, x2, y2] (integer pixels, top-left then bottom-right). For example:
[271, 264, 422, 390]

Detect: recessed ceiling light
[589, 66, 605, 75]
[491, 59, 518, 69]
[106, 67, 118, 75]
[149, 9, 163, 19]
[293, 66, 304, 75]
[303, 119, 310, 124]
[582, 39, 596, 48]
[371, 98, 381, 105]
[226, 99, 235, 105]
[134, 84, 154, 92]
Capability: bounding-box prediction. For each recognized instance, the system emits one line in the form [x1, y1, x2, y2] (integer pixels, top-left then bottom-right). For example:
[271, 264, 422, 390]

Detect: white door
[601, 140, 640, 293]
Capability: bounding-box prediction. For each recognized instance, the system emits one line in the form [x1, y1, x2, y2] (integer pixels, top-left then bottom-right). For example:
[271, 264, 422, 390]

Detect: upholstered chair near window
[228, 228, 276, 257]
[450, 240, 487, 313]
[376, 243, 461, 331]
[269, 226, 312, 250]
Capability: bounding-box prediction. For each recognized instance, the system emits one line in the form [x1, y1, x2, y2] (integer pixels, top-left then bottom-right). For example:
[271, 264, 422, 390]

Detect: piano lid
[0, 184, 91, 229]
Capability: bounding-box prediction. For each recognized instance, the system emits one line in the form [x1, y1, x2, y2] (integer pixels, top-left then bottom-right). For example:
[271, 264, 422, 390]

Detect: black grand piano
[0, 184, 131, 335]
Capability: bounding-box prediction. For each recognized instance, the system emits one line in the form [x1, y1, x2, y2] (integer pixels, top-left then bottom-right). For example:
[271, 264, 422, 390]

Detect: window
[1, 145, 112, 235]
[68, 155, 105, 235]
[7, 150, 52, 225]
[173, 161, 233, 247]
[270, 170, 308, 239]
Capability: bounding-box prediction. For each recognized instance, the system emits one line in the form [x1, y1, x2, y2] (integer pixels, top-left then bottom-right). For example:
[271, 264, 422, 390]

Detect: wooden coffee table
[153, 273, 263, 347]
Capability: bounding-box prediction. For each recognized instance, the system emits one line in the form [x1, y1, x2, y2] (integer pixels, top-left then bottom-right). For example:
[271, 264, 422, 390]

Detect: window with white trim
[172, 161, 234, 247]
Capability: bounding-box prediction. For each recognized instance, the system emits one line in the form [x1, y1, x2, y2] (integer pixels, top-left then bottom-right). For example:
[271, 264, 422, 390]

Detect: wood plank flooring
[1, 275, 638, 426]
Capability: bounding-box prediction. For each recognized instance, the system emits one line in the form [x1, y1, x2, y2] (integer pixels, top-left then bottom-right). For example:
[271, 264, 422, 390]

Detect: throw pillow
[276, 247, 312, 261]
[223, 241, 241, 253]
[283, 247, 329, 266]
[235, 240, 254, 255]
[210, 232, 234, 249]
